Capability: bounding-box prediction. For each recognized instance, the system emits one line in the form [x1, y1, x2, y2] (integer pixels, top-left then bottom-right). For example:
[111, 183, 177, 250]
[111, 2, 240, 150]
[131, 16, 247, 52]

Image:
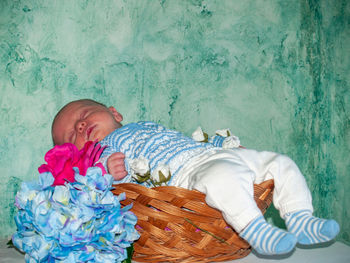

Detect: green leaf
[121, 244, 134, 263]
[158, 171, 166, 182]
[184, 218, 229, 245]
[202, 132, 209, 143]
[135, 171, 151, 183]
[7, 239, 15, 248]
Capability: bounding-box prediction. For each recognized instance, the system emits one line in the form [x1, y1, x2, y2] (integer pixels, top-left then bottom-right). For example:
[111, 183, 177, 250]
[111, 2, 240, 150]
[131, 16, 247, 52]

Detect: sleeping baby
[51, 99, 339, 256]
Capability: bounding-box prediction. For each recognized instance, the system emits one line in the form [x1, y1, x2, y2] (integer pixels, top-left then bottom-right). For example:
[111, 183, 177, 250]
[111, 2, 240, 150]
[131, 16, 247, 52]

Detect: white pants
[171, 148, 313, 233]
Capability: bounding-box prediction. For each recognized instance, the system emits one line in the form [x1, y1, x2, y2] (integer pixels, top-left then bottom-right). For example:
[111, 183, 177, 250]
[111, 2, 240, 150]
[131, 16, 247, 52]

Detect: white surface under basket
[1, 239, 349, 263]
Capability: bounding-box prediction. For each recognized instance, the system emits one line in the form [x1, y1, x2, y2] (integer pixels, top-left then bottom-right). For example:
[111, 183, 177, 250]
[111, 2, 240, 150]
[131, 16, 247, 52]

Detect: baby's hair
[51, 99, 107, 144]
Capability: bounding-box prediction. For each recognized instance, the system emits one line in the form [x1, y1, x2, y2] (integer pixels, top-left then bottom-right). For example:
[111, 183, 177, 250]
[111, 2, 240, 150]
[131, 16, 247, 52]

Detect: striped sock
[285, 210, 340, 245]
[240, 216, 297, 255]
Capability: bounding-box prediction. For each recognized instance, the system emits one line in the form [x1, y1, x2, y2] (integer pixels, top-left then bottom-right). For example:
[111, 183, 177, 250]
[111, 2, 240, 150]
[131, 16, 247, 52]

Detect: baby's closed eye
[80, 110, 89, 120]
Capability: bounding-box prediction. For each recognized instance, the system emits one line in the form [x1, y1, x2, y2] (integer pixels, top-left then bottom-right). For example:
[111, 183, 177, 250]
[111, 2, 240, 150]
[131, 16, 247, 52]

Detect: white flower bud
[216, 128, 232, 137]
[151, 164, 171, 185]
[130, 157, 150, 175]
[222, 135, 240, 149]
[192, 126, 205, 142]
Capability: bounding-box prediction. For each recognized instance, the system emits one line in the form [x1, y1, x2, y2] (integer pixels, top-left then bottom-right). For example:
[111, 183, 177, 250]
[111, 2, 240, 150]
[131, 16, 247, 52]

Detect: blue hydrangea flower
[12, 167, 139, 263]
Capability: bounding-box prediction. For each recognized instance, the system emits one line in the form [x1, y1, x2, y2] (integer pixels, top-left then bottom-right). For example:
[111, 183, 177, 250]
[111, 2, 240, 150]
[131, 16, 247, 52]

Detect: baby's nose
[76, 121, 86, 133]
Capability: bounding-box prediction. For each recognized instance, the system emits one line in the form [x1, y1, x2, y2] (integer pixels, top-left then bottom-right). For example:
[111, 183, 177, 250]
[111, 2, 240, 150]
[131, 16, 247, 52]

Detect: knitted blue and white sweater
[99, 121, 224, 185]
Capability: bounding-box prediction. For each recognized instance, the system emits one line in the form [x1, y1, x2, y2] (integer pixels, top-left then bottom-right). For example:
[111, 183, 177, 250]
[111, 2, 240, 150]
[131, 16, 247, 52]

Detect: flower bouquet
[12, 141, 139, 263]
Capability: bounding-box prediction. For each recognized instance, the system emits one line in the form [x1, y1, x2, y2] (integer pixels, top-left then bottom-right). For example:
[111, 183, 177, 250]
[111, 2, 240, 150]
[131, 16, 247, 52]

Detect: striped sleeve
[208, 135, 225, 147]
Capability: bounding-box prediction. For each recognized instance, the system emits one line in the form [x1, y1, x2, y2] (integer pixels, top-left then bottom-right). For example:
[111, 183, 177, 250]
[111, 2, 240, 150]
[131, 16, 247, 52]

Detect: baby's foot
[285, 210, 340, 245]
[240, 216, 297, 255]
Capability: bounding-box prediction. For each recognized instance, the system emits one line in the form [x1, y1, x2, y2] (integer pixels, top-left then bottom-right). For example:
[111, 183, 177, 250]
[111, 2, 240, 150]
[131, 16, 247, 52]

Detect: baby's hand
[107, 152, 127, 181]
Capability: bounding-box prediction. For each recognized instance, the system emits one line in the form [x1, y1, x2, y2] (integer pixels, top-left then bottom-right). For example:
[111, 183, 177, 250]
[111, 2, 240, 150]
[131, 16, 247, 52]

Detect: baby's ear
[108, 106, 123, 122]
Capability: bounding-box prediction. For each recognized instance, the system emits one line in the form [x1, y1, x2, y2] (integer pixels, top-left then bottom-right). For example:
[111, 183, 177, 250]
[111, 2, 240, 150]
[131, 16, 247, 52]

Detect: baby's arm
[107, 152, 128, 181]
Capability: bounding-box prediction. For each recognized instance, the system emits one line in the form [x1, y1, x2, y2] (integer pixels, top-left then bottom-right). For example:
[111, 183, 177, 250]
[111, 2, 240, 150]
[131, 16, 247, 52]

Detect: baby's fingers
[110, 162, 126, 173]
[112, 170, 128, 181]
[109, 152, 125, 160]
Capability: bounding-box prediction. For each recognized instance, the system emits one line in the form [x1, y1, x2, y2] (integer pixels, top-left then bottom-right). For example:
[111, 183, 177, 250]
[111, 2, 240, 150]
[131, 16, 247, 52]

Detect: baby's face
[52, 101, 123, 149]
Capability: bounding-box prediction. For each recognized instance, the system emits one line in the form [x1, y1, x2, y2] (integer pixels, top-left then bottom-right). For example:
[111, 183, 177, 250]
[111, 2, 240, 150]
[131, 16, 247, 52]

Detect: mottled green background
[0, 0, 349, 244]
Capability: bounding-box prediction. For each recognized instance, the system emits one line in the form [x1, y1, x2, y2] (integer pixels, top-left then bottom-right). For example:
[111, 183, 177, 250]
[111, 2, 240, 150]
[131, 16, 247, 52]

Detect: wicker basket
[112, 179, 274, 262]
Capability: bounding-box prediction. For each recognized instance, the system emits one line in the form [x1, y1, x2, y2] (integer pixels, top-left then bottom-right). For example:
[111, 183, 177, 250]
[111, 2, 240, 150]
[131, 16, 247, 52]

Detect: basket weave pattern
[112, 179, 274, 262]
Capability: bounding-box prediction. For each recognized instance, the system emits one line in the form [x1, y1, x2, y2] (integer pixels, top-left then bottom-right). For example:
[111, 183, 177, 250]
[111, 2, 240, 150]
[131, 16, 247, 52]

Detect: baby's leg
[186, 156, 260, 232]
[234, 149, 339, 245]
[182, 152, 296, 255]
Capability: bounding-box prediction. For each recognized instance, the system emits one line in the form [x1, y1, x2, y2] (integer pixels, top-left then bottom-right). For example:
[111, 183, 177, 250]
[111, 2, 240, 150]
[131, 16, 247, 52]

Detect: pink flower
[38, 141, 106, 186]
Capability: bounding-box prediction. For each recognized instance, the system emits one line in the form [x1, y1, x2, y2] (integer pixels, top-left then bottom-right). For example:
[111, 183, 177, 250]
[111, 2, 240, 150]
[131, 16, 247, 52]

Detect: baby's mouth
[86, 125, 96, 140]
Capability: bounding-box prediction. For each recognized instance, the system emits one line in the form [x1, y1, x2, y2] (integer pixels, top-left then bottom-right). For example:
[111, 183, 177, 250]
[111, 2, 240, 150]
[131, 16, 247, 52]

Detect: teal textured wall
[0, 0, 349, 244]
